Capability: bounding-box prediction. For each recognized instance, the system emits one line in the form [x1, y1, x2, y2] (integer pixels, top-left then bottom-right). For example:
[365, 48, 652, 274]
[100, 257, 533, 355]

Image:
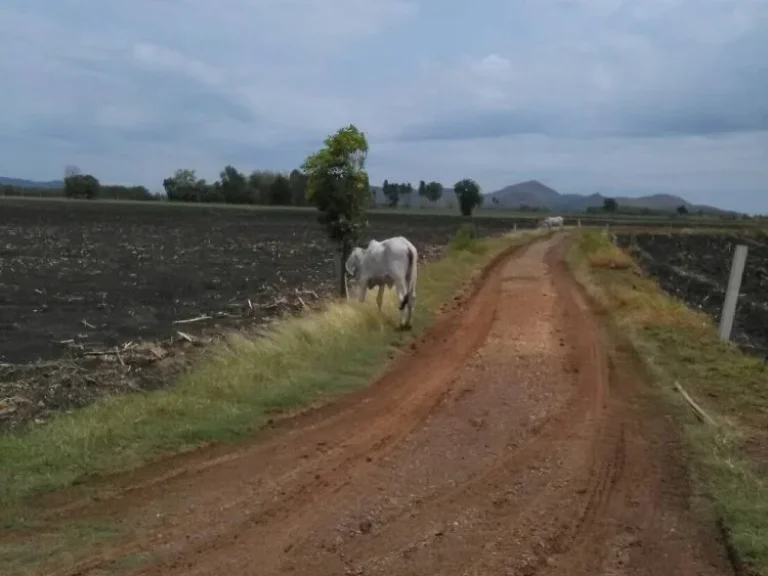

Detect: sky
[1, 0, 767, 213]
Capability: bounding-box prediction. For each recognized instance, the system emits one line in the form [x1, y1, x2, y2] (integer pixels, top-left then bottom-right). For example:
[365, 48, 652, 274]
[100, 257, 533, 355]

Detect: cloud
[399, 1, 768, 141]
[0, 0, 766, 212]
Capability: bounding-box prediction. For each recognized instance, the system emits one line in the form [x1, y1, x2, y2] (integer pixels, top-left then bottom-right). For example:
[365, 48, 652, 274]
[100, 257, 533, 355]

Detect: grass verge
[568, 229, 768, 576]
[0, 229, 542, 514]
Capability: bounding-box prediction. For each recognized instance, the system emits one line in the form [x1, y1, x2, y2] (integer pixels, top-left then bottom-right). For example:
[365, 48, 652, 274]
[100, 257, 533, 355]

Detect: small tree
[424, 181, 444, 203]
[418, 180, 426, 201]
[269, 174, 293, 205]
[453, 178, 483, 216]
[163, 168, 203, 202]
[219, 165, 250, 204]
[676, 204, 688, 215]
[302, 124, 370, 296]
[382, 179, 399, 207]
[401, 182, 413, 207]
[288, 169, 308, 206]
[200, 180, 225, 203]
[64, 173, 100, 199]
[603, 197, 618, 212]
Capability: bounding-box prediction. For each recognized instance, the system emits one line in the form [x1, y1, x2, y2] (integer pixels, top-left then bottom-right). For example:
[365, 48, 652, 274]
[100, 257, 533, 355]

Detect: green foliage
[453, 178, 483, 216]
[401, 182, 413, 206]
[218, 165, 250, 204]
[415, 180, 443, 204]
[64, 174, 100, 200]
[382, 179, 396, 207]
[448, 223, 485, 254]
[423, 181, 444, 203]
[100, 185, 154, 201]
[677, 204, 689, 215]
[247, 170, 279, 204]
[162, 169, 209, 202]
[161, 167, 309, 206]
[288, 169, 308, 207]
[302, 124, 370, 294]
[603, 197, 618, 212]
[268, 174, 293, 205]
[382, 180, 413, 207]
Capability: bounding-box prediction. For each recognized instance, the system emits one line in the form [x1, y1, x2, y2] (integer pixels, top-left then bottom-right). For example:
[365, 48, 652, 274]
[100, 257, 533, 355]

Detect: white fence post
[718, 244, 748, 343]
[578, 219, 581, 228]
[513, 222, 517, 231]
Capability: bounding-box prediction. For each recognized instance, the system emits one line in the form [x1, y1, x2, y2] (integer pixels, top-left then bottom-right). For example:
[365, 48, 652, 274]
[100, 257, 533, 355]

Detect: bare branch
[674, 381, 716, 426]
[172, 315, 211, 325]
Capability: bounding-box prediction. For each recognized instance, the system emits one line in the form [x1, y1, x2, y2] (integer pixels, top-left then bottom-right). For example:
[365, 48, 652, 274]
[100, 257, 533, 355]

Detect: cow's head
[345, 247, 365, 279]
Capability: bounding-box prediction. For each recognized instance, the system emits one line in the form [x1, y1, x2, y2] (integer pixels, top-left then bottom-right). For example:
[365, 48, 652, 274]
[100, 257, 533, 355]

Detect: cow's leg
[395, 279, 409, 329]
[376, 285, 384, 312]
[405, 289, 415, 329]
[358, 283, 368, 303]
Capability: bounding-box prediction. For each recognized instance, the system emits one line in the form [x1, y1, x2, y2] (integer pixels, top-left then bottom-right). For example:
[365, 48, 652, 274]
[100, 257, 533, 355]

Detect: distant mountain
[484, 180, 732, 215]
[0, 177, 64, 189]
[485, 180, 561, 208]
[369, 179, 730, 214]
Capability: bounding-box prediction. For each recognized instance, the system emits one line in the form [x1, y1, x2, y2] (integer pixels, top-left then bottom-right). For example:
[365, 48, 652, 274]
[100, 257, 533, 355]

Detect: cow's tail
[399, 248, 415, 311]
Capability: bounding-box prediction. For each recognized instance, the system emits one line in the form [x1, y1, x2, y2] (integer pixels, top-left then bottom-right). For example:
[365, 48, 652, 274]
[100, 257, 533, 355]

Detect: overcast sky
[1, 0, 767, 212]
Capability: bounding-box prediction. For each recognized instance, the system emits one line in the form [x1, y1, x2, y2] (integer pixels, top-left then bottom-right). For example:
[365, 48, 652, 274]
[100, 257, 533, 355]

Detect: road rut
[33, 235, 732, 575]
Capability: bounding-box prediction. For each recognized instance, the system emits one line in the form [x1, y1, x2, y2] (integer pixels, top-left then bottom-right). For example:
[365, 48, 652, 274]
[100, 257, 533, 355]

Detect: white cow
[540, 215, 564, 230]
[345, 236, 418, 329]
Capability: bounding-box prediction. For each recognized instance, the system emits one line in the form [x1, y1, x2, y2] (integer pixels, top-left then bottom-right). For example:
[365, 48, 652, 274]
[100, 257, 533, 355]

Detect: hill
[484, 180, 561, 208]
[0, 177, 64, 189]
[369, 179, 730, 214]
[483, 180, 731, 215]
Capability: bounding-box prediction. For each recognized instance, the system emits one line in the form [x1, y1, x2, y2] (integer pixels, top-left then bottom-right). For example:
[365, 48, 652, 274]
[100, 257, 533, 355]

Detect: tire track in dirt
[27, 235, 733, 576]
[29, 235, 528, 576]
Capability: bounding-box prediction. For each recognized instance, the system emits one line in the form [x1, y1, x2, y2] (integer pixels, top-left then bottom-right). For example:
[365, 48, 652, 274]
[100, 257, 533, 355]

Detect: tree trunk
[338, 243, 351, 298]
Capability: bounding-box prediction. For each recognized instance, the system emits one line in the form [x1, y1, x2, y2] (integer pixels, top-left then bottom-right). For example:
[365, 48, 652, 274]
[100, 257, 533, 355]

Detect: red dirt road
[37, 235, 733, 576]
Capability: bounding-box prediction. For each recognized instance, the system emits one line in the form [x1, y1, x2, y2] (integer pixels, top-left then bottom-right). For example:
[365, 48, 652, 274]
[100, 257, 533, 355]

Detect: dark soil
[0, 200, 519, 430]
[616, 232, 768, 357]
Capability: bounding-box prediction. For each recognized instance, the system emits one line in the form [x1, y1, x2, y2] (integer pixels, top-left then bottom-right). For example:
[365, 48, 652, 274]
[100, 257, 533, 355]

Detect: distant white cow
[345, 236, 418, 329]
[540, 215, 565, 230]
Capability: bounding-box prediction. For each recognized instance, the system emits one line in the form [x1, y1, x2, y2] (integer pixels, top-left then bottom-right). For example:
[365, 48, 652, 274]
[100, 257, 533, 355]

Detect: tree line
[0, 166, 464, 211]
[380, 180, 445, 208]
[161, 167, 308, 206]
[0, 179, 157, 201]
[161, 168, 474, 211]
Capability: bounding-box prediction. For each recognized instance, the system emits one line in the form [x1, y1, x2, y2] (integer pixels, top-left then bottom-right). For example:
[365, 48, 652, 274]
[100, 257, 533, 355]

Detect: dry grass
[0, 229, 542, 514]
[0, 228, 543, 574]
[580, 232, 638, 271]
[569, 229, 768, 575]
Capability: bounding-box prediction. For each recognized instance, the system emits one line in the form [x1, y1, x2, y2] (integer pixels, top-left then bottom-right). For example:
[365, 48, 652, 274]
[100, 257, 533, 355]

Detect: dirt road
[34, 235, 733, 575]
